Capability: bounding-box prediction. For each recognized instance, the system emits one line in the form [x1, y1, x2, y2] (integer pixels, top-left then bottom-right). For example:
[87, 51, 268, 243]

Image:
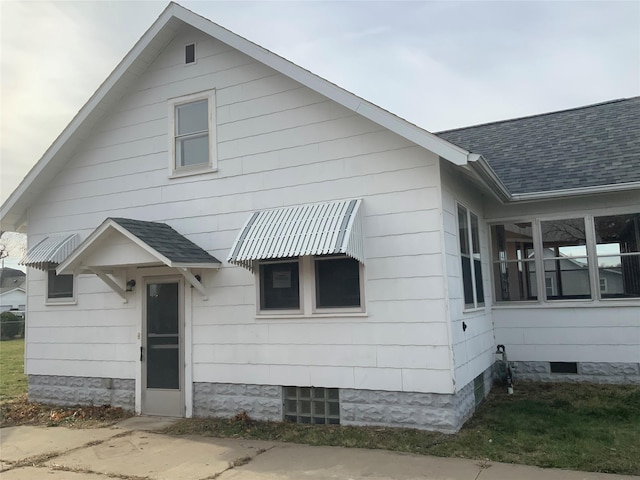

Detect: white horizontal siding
[25, 26, 453, 393]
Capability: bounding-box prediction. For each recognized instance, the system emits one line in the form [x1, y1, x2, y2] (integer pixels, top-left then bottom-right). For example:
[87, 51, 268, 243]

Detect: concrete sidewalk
[0, 418, 637, 480]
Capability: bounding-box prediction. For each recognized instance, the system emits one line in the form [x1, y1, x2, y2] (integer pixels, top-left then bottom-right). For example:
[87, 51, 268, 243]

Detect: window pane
[315, 257, 361, 308]
[598, 255, 640, 298]
[176, 100, 208, 135]
[541, 218, 587, 257]
[474, 259, 484, 304]
[470, 213, 481, 255]
[493, 261, 537, 301]
[260, 261, 300, 310]
[595, 214, 640, 255]
[544, 258, 591, 299]
[48, 270, 73, 298]
[176, 134, 209, 167]
[461, 256, 474, 306]
[491, 223, 533, 262]
[458, 205, 469, 255]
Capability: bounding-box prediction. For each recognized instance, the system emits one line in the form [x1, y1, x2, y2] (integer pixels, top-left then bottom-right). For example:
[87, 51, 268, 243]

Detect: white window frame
[46, 267, 76, 305]
[184, 42, 197, 65]
[168, 89, 217, 177]
[489, 210, 640, 305]
[457, 203, 485, 311]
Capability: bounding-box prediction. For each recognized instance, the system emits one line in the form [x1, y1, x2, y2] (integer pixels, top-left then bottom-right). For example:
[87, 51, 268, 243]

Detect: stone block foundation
[28, 375, 135, 410]
[513, 361, 640, 384]
[194, 368, 492, 434]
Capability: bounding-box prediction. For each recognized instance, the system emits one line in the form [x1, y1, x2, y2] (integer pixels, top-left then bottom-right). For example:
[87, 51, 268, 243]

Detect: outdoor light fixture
[126, 279, 136, 292]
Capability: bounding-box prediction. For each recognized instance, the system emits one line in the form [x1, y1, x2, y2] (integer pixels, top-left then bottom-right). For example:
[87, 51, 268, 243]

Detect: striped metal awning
[228, 199, 364, 271]
[20, 233, 80, 271]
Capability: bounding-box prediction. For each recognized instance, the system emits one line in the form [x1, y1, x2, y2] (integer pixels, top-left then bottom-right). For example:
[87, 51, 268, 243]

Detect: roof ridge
[436, 96, 639, 134]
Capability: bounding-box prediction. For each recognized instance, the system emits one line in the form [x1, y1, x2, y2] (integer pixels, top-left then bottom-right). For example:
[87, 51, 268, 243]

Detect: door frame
[140, 274, 186, 417]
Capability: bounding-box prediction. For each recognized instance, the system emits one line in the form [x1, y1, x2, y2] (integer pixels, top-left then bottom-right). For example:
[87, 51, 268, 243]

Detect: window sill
[256, 312, 368, 320]
[169, 166, 218, 179]
[45, 299, 77, 306]
[462, 305, 487, 314]
[492, 298, 639, 309]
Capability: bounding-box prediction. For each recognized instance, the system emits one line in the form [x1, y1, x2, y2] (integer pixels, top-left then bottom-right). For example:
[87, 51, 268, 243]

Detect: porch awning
[228, 199, 364, 271]
[20, 233, 80, 271]
[57, 217, 221, 273]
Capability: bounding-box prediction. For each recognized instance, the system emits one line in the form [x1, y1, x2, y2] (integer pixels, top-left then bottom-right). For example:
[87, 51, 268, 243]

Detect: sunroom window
[491, 222, 537, 301]
[540, 218, 590, 300]
[594, 213, 640, 298]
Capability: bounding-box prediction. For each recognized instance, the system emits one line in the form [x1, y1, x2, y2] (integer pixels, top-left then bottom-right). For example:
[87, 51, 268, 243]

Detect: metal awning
[20, 233, 80, 271]
[228, 199, 364, 271]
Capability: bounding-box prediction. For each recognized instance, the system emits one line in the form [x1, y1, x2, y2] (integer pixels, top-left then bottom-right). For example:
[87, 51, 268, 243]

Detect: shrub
[0, 311, 22, 340]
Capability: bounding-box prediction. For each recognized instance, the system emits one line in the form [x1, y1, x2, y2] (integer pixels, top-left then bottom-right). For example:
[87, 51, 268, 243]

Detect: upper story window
[169, 90, 216, 176]
[458, 204, 484, 309]
[47, 267, 74, 303]
[185, 43, 196, 64]
[491, 212, 640, 302]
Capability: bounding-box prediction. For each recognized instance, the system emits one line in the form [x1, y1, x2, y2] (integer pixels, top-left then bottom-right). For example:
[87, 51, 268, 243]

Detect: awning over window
[228, 199, 364, 271]
[20, 233, 80, 271]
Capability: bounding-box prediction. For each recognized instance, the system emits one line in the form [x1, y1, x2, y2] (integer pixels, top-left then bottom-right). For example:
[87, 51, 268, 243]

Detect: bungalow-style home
[1, 3, 638, 432]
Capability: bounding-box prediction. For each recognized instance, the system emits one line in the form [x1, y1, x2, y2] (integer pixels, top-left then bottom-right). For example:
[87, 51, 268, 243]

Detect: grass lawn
[0, 338, 27, 399]
[164, 382, 640, 475]
[1, 339, 638, 474]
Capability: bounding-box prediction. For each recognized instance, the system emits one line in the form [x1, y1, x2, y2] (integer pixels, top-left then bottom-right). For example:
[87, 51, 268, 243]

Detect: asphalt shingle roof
[437, 97, 640, 195]
[110, 218, 221, 265]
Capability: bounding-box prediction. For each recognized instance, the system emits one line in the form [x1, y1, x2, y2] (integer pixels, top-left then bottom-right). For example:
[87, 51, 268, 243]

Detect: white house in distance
[1, 3, 638, 432]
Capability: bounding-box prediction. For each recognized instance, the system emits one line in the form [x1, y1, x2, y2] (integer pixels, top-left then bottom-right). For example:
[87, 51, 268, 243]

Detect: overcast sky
[1, 0, 639, 210]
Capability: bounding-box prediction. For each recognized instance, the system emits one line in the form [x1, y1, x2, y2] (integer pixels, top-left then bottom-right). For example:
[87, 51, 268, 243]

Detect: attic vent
[185, 43, 196, 64]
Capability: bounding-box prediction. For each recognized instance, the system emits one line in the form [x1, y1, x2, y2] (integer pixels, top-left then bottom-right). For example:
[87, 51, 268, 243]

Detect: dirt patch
[0, 395, 132, 428]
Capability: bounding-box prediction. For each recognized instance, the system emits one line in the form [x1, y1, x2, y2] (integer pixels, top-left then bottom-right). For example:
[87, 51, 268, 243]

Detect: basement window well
[284, 387, 340, 424]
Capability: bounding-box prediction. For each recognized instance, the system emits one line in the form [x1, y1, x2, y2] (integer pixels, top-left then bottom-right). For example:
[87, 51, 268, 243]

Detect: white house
[1, 3, 638, 432]
[0, 267, 26, 312]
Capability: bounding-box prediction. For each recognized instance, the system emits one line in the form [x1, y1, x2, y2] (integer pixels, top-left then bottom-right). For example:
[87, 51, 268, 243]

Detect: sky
[0, 0, 639, 211]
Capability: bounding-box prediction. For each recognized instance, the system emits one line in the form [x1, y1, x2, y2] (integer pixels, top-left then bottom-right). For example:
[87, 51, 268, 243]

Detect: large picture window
[169, 91, 216, 174]
[458, 204, 484, 308]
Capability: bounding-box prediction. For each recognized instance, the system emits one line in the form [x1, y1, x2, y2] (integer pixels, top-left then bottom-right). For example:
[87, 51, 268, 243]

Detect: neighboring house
[0, 3, 638, 432]
[0, 267, 26, 312]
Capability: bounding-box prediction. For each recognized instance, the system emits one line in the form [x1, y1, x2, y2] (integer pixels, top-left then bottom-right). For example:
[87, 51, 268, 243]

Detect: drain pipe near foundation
[495, 345, 514, 394]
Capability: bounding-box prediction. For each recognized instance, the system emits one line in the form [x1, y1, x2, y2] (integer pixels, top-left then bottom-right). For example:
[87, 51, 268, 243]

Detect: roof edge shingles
[437, 97, 640, 195]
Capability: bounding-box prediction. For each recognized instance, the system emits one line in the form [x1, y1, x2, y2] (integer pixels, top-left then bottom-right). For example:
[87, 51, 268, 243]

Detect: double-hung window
[458, 204, 484, 309]
[169, 90, 216, 174]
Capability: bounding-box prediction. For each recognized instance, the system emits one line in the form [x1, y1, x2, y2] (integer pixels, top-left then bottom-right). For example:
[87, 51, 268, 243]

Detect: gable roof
[0, 2, 471, 232]
[57, 218, 221, 274]
[437, 97, 640, 196]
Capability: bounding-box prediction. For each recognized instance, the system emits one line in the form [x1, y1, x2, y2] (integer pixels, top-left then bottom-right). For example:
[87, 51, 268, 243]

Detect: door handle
[140, 346, 144, 362]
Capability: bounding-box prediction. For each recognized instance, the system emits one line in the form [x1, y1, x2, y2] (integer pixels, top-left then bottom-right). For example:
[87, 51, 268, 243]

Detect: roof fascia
[509, 181, 640, 202]
[0, 287, 26, 296]
[1, 4, 179, 231]
[171, 5, 470, 165]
